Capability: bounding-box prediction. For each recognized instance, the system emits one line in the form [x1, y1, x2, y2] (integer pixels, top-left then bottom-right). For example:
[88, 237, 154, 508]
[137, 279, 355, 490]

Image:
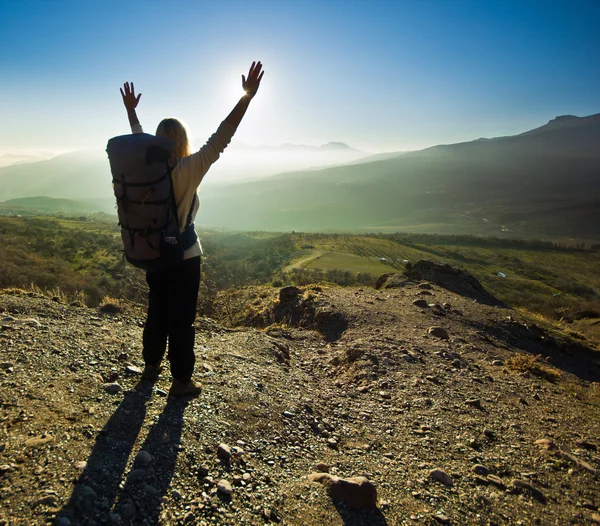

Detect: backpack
[106, 133, 198, 271]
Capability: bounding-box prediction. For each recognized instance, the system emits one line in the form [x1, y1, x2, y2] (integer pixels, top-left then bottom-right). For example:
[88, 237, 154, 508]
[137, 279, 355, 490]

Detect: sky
[1, 0, 599, 160]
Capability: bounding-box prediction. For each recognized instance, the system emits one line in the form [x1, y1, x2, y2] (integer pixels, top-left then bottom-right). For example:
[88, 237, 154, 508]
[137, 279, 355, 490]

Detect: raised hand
[120, 82, 142, 110]
[242, 61, 264, 99]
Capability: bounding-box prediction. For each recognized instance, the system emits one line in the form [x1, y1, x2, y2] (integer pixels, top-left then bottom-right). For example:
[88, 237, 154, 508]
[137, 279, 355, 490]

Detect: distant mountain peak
[320, 142, 353, 150]
[549, 115, 579, 123]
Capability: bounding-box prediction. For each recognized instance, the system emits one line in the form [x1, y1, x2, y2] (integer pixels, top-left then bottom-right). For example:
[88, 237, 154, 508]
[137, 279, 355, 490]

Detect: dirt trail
[0, 281, 599, 525]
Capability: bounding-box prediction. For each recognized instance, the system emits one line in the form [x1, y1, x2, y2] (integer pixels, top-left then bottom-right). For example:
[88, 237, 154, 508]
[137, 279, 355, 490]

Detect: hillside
[197, 113, 600, 238]
[1, 276, 599, 525]
[0, 142, 367, 205]
[2, 216, 600, 346]
[0, 114, 598, 239]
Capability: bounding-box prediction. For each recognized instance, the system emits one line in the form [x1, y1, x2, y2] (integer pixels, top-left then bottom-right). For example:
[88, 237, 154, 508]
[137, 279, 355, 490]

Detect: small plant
[98, 296, 124, 314]
[505, 353, 561, 382]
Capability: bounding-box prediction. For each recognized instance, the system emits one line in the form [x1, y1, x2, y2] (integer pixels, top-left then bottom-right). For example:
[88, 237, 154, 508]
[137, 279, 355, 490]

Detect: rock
[472, 464, 489, 476]
[487, 475, 505, 489]
[32, 494, 58, 507]
[434, 515, 450, 524]
[511, 479, 546, 504]
[403, 260, 499, 303]
[184, 511, 195, 523]
[559, 450, 597, 475]
[491, 359, 504, 366]
[592, 513, 600, 524]
[535, 438, 556, 450]
[25, 433, 55, 448]
[0, 362, 14, 370]
[156, 388, 168, 396]
[375, 274, 411, 289]
[125, 365, 142, 375]
[315, 462, 330, 472]
[282, 411, 295, 418]
[103, 382, 122, 394]
[308, 473, 377, 508]
[327, 438, 338, 449]
[75, 461, 87, 470]
[575, 439, 597, 451]
[465, 398, 482, 410]
[242, 472, 252, 482]
[197, 465, 210, 477]
[171, 489, 183, 500]
[262, 507, 281, 522]
[217, 443, 232, 461]
[412, 299, 429, 308]
[135, 450, 152, 466]
[428, 327, 449, 339]
[217, 479, 233, 495]
[430, 469, 453, 486]
[279, 286, 302, 301]
[483, 428, 496, 439]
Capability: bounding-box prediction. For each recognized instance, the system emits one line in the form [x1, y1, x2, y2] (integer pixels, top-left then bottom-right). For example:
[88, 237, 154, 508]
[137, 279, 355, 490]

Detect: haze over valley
[2, 113, 598, 241]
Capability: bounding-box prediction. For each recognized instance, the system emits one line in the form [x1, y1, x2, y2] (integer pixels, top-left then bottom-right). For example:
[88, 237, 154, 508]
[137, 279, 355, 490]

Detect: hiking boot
[169, 380, 202, 397]
[141, 363, 163, 381]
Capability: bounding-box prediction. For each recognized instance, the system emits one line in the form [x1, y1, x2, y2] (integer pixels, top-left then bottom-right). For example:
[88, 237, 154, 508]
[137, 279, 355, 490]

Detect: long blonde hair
[155, 118, 191, 159]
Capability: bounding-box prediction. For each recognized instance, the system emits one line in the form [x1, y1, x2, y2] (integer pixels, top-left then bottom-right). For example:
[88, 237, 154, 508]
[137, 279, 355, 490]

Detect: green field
[287, 249, 394, 275]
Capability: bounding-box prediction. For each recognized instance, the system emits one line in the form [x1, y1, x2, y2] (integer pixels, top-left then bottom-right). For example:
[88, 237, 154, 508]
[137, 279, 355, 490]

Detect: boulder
[308, 473, 377, 508]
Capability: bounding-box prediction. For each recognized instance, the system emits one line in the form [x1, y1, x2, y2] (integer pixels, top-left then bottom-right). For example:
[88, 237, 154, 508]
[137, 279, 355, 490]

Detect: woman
[120, 61, 264, 397]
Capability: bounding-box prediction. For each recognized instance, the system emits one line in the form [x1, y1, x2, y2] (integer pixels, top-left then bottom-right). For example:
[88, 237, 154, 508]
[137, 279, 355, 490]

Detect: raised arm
[179, 61, 265, 188]
[223, 61, 264, 129]
[120, 82, 143, 133]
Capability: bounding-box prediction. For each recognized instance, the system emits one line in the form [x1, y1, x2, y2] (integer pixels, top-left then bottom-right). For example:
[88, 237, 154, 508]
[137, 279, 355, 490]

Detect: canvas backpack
[106, 133, 197, 270]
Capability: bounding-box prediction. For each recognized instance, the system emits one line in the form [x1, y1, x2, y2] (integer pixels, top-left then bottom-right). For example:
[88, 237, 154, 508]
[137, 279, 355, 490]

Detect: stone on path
[103, 382, 122, 394]
[465, 398, 482, 410]
[308, 473, 377, 508]
[428, 327, 450, 339]
[315, 462, 330, 472]
[217, 479, 233, 496]
[217, 443, 232, 461]
[511, 479, 546, 504]
[412, 299, 429, 309]
[559, 450, 597, 475]
[126, 365, 142, 375]
[429, 469, 453, 486]
[535, 438, 556, 450]
[25, 433, 55, 448]
[472, 464, 489, 476]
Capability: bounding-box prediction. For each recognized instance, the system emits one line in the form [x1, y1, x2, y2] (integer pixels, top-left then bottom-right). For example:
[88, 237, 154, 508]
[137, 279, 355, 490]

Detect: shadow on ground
[114, 396, 189, 523]
[333, 501, 388, 526]
[56, 381, 189, 525]
[466, 317, 600, 382]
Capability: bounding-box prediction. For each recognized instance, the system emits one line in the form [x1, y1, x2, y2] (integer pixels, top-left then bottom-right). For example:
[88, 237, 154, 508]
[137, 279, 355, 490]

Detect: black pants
[143, 256, 200, 383]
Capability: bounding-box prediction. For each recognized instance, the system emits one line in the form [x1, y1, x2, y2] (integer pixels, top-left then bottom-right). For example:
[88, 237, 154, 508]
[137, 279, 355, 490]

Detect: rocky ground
[1, 269, 599, 525]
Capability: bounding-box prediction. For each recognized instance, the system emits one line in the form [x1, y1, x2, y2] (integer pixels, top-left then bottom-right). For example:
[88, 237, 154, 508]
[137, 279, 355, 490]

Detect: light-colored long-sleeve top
[131, 121, 236, 258]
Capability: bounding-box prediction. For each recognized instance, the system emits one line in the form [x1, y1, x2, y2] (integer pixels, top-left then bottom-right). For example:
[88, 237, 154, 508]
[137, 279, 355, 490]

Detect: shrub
[505, 353, 561, 382]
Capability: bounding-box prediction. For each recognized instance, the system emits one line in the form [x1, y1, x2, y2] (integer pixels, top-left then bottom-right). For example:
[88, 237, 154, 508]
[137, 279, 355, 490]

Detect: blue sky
[0, 0, 599, 156]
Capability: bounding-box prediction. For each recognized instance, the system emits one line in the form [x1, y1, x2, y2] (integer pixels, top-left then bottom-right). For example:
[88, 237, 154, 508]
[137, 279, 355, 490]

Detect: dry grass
[98, 296, 125, 314]
[506, 353, 561, 382]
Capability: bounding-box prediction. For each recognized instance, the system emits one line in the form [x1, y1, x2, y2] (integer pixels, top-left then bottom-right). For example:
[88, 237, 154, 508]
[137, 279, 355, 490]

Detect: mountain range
[1, 114, 598, 239]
